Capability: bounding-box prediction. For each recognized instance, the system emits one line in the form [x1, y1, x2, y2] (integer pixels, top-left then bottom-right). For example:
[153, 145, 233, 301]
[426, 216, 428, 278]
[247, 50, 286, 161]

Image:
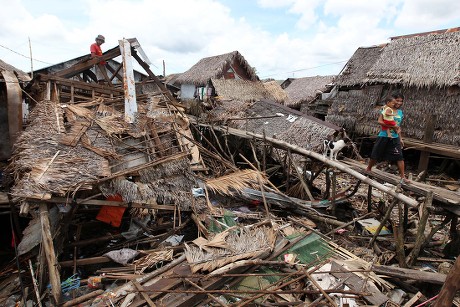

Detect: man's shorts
[370, 137, 404, 162]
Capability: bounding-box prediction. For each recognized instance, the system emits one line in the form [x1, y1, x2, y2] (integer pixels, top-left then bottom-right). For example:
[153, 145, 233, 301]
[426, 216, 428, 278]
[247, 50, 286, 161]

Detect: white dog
[323, 139, 350, 160]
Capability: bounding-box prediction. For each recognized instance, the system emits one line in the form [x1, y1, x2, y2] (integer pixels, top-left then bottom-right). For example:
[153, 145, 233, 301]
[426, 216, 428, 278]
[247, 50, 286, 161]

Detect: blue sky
[1, 0, 460, 80]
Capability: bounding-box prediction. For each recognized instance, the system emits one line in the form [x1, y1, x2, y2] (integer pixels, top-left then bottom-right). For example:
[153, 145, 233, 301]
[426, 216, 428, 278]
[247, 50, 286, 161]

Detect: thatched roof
[176, 51, 258, 85]
[9, 95, 198, 209]
[284, 75, 335, 107]
[263, 80, 288, 104]
[212, 78, 275, 102]
[335, 46, 384, 87]
[0, 59, 31, 82]
[367, 30, 460, 88]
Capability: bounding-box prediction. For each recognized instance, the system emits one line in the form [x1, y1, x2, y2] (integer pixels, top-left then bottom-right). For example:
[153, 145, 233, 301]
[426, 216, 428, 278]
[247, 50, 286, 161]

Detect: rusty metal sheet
[2, 70, 23, 158]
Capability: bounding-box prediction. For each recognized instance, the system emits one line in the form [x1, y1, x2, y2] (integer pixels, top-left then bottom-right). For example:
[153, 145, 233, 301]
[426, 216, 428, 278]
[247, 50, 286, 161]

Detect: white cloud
[1, 0, 459, 80]
[395, 0, 460, 30]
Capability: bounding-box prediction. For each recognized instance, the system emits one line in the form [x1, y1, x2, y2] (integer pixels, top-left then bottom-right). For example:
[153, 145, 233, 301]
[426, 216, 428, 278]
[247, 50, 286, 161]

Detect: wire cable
[0, 43, 53, 65]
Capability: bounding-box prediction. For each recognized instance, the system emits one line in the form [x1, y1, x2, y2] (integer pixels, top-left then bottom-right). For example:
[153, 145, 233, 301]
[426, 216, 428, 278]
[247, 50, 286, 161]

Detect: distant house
[176, 51, 258, 100]
[0, 59, 31, 159]
[326, 27, 460, 169]
[283, 75, 335, 115]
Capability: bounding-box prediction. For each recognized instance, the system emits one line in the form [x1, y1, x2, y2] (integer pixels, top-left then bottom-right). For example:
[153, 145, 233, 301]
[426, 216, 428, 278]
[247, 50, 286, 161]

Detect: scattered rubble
[0, 38, 459, 307]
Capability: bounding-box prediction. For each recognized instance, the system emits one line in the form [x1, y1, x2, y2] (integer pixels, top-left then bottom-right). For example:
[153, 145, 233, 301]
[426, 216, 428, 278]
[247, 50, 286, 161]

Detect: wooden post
[39, 203, 61, 304]
[288, 150, 314, 201]
[324, 169, 331, 199]
[394, 201, 408, 268]
[417, 114, 435, 176]
[369, 196, 400, 248]
[433, 255, 460, 307]
[367, 186, 372, 213]
[406, 191, 432, 266]
[331, 171, 337, 216]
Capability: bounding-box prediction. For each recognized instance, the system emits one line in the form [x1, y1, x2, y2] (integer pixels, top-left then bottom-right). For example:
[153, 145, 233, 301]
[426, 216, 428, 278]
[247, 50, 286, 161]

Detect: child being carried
[381, 97, 398, 138]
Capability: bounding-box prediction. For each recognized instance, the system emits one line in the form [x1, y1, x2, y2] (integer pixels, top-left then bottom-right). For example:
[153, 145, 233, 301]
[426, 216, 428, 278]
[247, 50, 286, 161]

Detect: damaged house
[176, 50, 258, 101]
[1, 29, 460, 307]
[283, 75, 335, 118]
[327, 28, 460, 173]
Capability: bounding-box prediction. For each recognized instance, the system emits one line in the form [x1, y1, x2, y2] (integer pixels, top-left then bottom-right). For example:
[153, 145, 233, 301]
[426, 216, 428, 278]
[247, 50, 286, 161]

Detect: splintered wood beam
[39, 74, 123, 94]
[54, 48, 121, 78]
[106, 62, 124, 82]
[60, 256, 111, 267]
[97, 63, 113, 86]
[371, 264, 446, 284]
[39, 203, 61, 304]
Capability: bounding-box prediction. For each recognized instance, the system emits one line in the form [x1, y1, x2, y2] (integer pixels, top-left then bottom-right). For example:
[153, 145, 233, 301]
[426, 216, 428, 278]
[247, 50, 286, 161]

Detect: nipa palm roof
[176, 51, 258, 85]
[335, 46, 384, 87]
[366, 29, 460, 88]
[284, 75, 335, 107]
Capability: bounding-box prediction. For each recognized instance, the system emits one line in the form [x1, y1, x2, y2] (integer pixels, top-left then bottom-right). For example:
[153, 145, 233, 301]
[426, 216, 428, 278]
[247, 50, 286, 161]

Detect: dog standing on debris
[323, 138, 351, 160]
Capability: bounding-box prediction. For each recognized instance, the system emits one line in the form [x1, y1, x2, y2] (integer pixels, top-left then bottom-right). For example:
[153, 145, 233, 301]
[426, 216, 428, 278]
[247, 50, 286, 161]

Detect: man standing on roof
[90, 34, 106, 65]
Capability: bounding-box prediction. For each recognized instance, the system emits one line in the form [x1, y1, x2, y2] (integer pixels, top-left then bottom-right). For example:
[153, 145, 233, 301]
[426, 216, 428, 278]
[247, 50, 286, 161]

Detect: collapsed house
[0, 30, 459, 307]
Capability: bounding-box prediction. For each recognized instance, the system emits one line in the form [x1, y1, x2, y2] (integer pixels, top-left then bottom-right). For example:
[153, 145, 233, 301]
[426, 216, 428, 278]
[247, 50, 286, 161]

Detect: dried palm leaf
[205, 169, 268, 196]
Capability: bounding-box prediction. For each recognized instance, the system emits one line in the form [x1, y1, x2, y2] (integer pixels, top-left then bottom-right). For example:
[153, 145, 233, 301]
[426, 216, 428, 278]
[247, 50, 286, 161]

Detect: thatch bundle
[212, 78, 275, 102]
[176, 51, 258, 86]
[263, 80, 288, 104]
[184, 226, 275, 273]
[9, 91, 200, 208]
[205, 169, 268, 196]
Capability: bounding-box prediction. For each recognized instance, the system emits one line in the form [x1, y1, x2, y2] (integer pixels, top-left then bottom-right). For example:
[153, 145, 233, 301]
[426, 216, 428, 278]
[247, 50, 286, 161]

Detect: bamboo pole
[368, 196, 400, 248]
[288, 150, 314, 201]
[406, 191, 432, 266]
[39, 203, 61, 304]
[394, 201, 408, 268]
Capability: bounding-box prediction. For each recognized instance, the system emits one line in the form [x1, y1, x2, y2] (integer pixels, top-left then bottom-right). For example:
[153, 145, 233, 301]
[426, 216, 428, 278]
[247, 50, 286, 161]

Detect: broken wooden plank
[371, 264, 447, 284]
[42, 197, 176, 210]
[60, 256, 111, 268]
[62, 289, 104, 307]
